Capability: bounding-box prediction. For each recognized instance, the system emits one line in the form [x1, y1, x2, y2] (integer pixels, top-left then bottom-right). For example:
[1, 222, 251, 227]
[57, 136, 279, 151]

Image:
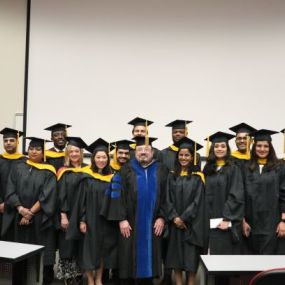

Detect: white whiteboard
[26, 0, 285, 156]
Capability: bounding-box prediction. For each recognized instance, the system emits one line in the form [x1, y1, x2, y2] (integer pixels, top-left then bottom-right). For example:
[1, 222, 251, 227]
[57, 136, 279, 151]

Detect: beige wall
[0, 0, 27, 149]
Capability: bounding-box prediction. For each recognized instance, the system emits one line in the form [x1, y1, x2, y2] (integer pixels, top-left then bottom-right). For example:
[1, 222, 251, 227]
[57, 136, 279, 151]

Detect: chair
[249, 267, 285, 285]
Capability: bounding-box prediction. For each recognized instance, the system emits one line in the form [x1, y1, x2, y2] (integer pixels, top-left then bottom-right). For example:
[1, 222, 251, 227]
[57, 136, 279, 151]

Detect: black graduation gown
[2, 161, 57, 265]
[104, 159, 168, 279]
[0, 154, 26, 239]
[161, 147, 177, 172]
[46, 147, 65, 171]
[165, 173, 207, 272]
[66, 172, 116, 270]
[161, 146, 201, 172]
[243, 163, 285, 254]
[57, 166, 87, 259]
[204, 163, 244, 255]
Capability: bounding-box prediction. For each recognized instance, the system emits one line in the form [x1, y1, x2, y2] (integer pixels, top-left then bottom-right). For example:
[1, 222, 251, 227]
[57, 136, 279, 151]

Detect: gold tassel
[145, 120, 149, 146]
[246, 135, 250, 156]
[185, 121, 188, 137]
[206, 136, 210, 158]
[113, 143, 117, 163]
[283, 132, 285, 159]
[44, 140, 46, 162]
[16, 131, 19, 153]
[194, 142, 197, 166]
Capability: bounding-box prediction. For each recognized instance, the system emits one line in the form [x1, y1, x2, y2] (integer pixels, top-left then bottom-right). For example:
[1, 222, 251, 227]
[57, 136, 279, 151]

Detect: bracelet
[29, 209, 35, 216]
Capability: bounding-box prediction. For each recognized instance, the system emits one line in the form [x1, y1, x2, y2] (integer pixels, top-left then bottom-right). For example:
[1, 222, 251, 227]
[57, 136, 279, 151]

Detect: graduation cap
[175, 137, 203, 152]
[26, 137, 51, 148]
[205, 132, 235, 158]
[66, 137, 87, 149]
[128, 117, 153, 127]
[44, 123, 72, 133]
[229, 123, 256, 134]
[133, 136, 157, 146]
[26, 137, 51, 161]
[165, 120, 192, 129]
[87, 138, 114, 154]
[111, 139, 133, 150]
[206, 131, 235, 143]
[0, 128, 24, 138]
[251, 129, 278, 142]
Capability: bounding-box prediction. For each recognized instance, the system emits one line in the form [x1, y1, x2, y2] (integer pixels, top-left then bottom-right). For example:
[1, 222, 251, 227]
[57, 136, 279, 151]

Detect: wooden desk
[199, 255, 285, 285]
[0, 241, 44, 285]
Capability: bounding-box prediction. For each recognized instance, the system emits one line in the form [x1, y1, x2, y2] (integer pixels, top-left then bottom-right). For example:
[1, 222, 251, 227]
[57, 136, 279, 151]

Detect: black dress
[243, 162, 285, 254]
[2, 160, 57, 265]
[165, 172, 207, 272]
[56, 166, 87, 280]
[204, 163, 244, 255]
[66, 169, 115, 271]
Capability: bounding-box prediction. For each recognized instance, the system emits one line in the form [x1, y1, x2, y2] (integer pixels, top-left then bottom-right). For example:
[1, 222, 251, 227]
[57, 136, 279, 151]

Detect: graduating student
[229, 122, 256, 168]
[243, 129, 285, 254]
[165, 137, 206, 285]
[161, 120, 193, 172]
[56, 137, 88, 285]
[109, 140, 133, 174]
[0, 128, 25, 240]
[2, 137, 57, 285]
[67, 138, 114, 285]
[102, 139, 132, 285]
[128, 117, 162, 162]
[105, 136, 168, 285]
[44, 123, 72, 171]
[203, 132, 244, 255]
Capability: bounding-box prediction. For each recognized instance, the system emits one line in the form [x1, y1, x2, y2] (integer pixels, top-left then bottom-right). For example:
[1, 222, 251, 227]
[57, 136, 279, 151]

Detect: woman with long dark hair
[165, 137, 206, 285]
[243, 129, 285, 254]
[56, 137, 88, 285]
[203, 132, 244, 255]
[67, 138, 114, 285]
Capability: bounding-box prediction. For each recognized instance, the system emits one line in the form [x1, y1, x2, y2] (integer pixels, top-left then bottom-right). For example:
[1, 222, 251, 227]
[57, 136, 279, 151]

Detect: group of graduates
[0, 117, 285, 285]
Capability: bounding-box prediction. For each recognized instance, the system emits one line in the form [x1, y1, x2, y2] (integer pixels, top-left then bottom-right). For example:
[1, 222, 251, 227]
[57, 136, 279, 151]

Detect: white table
[198, 255, 285, 285]
[0, 241, 44, 285]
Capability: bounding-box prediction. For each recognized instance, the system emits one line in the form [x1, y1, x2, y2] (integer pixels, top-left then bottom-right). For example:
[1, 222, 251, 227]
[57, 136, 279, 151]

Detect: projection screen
[25, 0, 285, 155]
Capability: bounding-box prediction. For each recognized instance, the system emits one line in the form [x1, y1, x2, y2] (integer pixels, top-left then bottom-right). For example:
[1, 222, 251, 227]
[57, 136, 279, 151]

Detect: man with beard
[44, 123, 71, 171]
[103, 139, 133, 284]
[110, 140, 133, 174]
[0, 128, 25, 240]
[102, 136, 168, 285]
[229, 122, 256, 168]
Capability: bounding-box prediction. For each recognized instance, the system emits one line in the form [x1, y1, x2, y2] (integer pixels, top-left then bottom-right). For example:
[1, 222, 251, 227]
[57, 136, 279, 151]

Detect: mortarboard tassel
[206, 136, 210, 158]
[194, 142, 197, 166]
[16, 131, 19, 153]
[145, 120, 149, 146]
[185, 120, 189, 137]
[44, 140, 46, 162]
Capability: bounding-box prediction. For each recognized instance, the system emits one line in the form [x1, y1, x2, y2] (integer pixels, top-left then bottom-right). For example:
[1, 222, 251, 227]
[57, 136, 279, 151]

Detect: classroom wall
[0, 0, 27, 149]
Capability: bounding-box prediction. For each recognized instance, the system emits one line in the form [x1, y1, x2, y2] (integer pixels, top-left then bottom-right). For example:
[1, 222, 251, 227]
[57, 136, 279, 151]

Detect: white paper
[210, 218, 232, 229]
